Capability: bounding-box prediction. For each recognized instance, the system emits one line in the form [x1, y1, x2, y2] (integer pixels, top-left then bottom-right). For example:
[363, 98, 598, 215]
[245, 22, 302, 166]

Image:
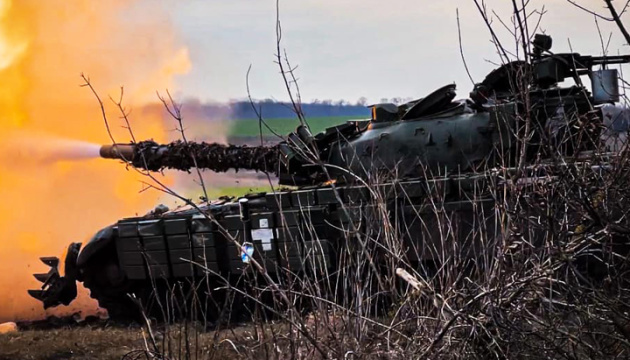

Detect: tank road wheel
[81, 243, 210, 323]
[81, 244, 141, 322]
[84, 281, 140, 322]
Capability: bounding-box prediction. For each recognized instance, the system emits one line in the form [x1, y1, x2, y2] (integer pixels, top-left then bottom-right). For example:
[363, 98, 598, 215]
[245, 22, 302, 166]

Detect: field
[226, 115, 364, 138]
[192, 185, 275, 200]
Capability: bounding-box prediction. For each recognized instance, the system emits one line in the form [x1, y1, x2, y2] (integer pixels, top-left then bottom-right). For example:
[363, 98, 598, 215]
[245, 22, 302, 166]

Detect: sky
[169, 0, 629, 104]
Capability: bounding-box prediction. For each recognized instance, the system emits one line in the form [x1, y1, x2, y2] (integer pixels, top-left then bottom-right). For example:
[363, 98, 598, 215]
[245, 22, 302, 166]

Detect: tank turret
[95, 40, 630, 185]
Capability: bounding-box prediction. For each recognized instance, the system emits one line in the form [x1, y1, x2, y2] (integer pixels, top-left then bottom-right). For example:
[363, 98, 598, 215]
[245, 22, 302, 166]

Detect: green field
[181, 185, 300, 202]
[203, 186, 274, 199]
[227, 115, 365, 138]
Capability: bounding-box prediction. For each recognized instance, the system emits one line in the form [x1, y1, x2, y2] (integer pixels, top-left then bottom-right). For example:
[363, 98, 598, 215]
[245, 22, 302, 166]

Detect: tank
[28, 34, 630, 320]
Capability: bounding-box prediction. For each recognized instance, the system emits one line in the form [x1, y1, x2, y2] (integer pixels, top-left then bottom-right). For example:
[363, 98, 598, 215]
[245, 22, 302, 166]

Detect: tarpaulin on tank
[601, 105, 630, 152]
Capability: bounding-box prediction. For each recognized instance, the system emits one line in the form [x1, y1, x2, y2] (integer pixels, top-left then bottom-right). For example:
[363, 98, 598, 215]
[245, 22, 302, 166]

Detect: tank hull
[31, 173, 498, 320]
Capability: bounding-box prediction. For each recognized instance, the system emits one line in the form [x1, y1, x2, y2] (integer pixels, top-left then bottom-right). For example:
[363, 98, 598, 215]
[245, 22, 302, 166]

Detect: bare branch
[456, 8, 476, 86]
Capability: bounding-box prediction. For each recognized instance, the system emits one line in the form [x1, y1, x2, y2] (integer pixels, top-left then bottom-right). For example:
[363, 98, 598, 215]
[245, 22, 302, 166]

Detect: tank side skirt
[113, 175, 497, 282]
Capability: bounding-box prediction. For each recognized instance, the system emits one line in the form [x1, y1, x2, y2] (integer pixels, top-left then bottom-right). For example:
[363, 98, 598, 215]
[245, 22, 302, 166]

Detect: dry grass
[0, 325, 144, 360]
[0, 321, 280, 360]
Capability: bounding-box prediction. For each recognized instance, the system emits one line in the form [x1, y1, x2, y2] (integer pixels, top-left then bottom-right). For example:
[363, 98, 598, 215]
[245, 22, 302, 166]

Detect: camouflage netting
[131, 140, 281, 174]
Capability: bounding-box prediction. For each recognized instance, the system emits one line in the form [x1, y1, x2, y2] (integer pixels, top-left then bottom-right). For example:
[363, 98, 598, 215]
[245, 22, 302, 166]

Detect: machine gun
[471, 34, 629, 106]
[533, 35, 628, 103]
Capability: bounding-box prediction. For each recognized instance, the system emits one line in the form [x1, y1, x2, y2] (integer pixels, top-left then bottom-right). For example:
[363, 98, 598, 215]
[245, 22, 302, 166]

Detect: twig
[604, 0, 630, 45]
[456, 8, 476, 86]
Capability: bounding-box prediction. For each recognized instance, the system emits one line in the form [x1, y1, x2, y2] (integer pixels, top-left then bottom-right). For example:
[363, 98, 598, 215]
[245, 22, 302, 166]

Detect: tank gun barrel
[100, 144, 135, 161]
[99, 124, 339, 186]
[100, 140, 281, 174]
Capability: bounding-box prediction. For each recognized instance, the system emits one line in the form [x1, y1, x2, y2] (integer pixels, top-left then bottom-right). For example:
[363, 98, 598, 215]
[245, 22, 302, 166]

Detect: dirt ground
[0, 318, 246, 360]
[0, 325, 145, 360]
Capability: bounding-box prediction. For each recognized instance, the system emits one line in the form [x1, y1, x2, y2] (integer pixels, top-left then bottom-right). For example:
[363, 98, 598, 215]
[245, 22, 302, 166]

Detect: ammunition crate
[116, 217, 220, 280]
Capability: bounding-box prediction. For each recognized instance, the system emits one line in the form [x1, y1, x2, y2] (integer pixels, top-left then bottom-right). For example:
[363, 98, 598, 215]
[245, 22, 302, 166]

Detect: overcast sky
[169, 0, 629, 104]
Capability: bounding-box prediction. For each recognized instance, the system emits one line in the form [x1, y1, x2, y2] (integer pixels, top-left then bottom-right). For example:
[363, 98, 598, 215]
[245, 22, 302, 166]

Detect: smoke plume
[0, 133, 101, 165]
[0, 0, 190, 321]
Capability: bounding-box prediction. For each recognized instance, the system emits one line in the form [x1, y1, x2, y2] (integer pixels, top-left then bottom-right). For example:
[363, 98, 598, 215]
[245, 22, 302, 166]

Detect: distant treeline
[178, 99, 372, 121]
[230, 100, 371, 119]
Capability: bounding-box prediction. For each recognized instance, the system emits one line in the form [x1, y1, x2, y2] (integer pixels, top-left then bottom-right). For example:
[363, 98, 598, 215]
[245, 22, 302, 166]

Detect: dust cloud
[0, 0, 190, 322]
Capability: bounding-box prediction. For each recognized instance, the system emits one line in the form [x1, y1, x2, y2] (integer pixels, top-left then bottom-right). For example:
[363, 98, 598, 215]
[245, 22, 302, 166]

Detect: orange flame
[0, 0, 190, 321]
